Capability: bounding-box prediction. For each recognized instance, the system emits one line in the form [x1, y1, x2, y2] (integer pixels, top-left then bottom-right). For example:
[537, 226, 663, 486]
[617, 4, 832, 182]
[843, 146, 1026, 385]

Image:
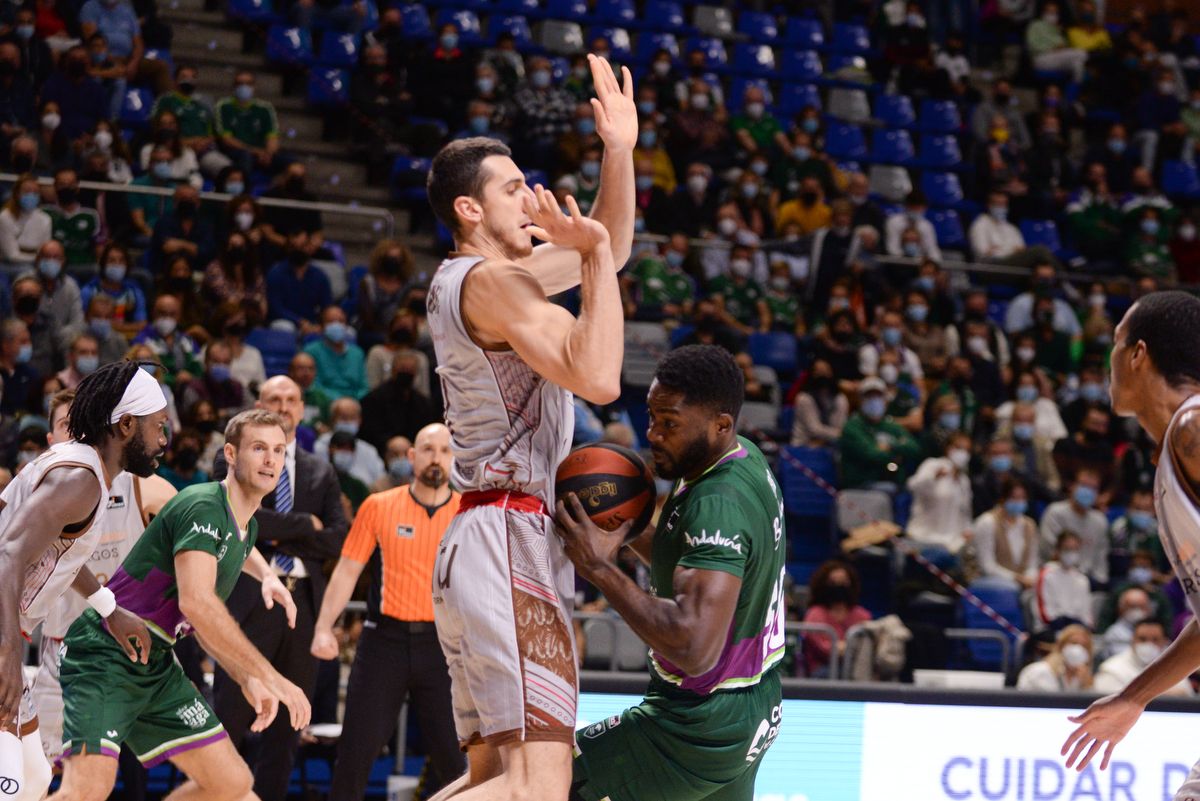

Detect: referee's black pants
[328, 617, 465, 801]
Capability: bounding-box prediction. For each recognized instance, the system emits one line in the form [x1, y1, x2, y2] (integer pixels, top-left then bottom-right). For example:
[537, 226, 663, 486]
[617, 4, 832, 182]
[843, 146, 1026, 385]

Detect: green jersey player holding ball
[555, 344, 786, 801]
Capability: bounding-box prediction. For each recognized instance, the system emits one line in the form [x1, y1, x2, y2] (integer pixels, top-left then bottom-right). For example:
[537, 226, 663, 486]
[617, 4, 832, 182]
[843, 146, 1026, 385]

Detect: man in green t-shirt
[53, 409, 312, 801]
[729, 84, 790, 157]
[151, 64, 233, 179]
[46, 168, 102, 265]
[708, 246, 766, 331]
[839, 376, 922, 490]
[624, 248, 696, 321]
[216, 69, 286, 176]
[557, 345, 785, 801]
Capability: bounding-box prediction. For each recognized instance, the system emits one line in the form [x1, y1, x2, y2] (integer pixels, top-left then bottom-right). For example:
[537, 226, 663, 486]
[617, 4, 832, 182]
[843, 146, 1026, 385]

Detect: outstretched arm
[518, 55, 637, 295]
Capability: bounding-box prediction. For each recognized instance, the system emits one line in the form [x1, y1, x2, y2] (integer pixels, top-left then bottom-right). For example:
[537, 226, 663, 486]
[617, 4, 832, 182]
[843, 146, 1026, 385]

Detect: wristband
[87, 586, 117, 618]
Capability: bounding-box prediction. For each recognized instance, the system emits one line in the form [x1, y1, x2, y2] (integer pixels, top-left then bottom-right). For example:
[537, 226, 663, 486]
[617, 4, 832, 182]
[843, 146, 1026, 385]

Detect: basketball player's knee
[211, 760, 254, 801]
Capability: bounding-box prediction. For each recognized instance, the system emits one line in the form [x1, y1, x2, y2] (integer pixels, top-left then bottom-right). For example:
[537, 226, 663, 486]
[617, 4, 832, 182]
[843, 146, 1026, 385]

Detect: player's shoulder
[159, 482, 225, 521]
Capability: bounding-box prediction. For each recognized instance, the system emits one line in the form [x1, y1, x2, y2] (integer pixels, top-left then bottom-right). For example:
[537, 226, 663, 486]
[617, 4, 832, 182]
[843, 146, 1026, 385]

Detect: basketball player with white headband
[0, 360, 169, 801]
[1063, 292, 1200, 799]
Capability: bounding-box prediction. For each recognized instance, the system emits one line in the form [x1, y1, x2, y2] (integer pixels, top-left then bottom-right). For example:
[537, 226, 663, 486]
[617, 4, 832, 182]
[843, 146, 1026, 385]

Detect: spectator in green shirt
[839, 376, 922, 491]
[151, 63, 232, 179]
[762, 259, 802, 334]
[46, 167, 103, 265]
[708, 244, 767, 333]
[1125, 207, 1177, 281]
[621, 239, 696, 322]
[215, 69, 287, 176]
[730, 84, 790, 157]
[128, 144, 176, 244]
[305, 305, 368, 401]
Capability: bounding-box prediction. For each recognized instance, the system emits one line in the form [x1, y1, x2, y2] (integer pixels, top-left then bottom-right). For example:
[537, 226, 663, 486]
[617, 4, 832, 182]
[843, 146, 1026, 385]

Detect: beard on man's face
[123, 427, 161, 478]
[418, 464, 448, 489]
[652, 430, 713, 481]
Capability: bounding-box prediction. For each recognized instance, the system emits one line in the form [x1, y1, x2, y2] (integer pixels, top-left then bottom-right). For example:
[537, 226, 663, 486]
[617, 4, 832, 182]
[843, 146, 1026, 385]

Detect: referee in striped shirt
[311, 422, 466, 799]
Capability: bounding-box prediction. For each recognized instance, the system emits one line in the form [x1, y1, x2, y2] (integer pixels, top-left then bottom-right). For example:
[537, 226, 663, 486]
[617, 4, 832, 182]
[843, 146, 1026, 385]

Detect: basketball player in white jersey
[424, 54, 635, 801]
[0, 361, 168, 801]
[1063, 291, 1200, 795]
[32, 387, 177, 763]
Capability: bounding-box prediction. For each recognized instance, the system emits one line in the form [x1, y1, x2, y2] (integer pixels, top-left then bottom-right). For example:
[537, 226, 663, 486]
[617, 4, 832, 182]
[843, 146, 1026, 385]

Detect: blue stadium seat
[548, 55, 571, 81]
[919, 98, 961, 133]
[635, 31, 679, 62]
[1019, 219, 1062, 252]
[390, 155, 432, 205]
[731, 43, 775, 76]
[960, 578, 1024, 670]
[748, 331, 798, 376]
[825, 52, 861, 73]
[1162, 160, 1200, 199]
[784, 16, 824, 49]
[398, 4, 433, 39]
[118, 87, 156, 129]
[780, 49, 822, 81]
[589, 26, 631, 59]
[824, 122, 866, 160]
[491, 15, 533, 47]
[777, 83, 821, 115]
[494, 0, 540, 13]
[358, 0, 379, 32]
[592, 0, 635, 25]
[684, 36, 726, 68]
[921, 171, 963, 207]
[726, 78, 771, 113]
[524, 169, 550, 189]
[316, 32, 359, 66]
[874, 93, 915, 128]
[643, 0, 686, 32]
[435, 8, 483, 46]
[245, 328, 298, 377]
[929, 208, 965, 248]
[829, 22, 870, 54]
[228, 0, 278, 23]
[870, 129, 914, 165]
[917, 134, 962, 169]
[307, 67, 349, 106]
[737, 11, 778, 42]
[543, 0, 588, 21]
[779, 446, 836, 519]
[266, 25, 314, 65]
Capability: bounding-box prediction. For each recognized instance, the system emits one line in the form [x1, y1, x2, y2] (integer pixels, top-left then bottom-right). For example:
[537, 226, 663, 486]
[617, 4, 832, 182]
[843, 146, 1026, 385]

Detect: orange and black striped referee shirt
[341, 485, 460, 623]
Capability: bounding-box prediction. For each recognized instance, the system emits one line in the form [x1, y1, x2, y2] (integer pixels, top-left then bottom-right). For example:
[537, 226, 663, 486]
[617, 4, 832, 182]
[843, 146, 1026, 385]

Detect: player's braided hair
[653, 344, 745, 419]
[67, 360, 158, 444]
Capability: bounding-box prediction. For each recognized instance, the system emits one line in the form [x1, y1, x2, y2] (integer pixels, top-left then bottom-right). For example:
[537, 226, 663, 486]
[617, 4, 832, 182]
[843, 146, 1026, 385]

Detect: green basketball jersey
[46, 206, 101, 265]
[708, 275, 764, 326]
[648, 436, 787, 696]
[630, 257, 695, 309]
[103, 482, 256, 649]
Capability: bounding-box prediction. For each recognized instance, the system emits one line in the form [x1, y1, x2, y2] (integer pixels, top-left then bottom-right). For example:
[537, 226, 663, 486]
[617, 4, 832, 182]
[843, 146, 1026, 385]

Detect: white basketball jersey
[427, 255, 574, 506]
[2, 441, 110, 632]
[1154, 393, 1200, 621]
[41, 472, 148, 639]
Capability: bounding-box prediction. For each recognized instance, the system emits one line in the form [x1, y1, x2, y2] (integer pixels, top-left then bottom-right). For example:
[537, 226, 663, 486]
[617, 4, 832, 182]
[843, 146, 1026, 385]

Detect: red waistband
[456, 489, 549, 516]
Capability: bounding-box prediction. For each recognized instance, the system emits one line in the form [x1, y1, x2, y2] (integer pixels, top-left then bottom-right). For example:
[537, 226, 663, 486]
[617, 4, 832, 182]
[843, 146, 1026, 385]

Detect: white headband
[109, 367, 168, 423]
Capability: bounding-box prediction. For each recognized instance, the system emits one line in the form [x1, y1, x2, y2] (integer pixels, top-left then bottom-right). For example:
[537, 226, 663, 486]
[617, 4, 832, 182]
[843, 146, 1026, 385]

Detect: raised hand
[523, 183, 610, 255]
[588, 54, 637, 153]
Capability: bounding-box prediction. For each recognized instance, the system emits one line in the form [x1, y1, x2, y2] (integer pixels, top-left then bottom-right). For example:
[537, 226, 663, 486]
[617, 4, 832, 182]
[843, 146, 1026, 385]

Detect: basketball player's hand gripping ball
[554, 493, 635, 579]
[523, 185, 610, 254]
[587, 53, 638, 152]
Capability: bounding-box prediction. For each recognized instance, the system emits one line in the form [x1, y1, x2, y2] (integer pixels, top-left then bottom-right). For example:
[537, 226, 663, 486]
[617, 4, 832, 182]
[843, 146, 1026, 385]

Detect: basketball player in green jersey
[555, 344, 786, 801]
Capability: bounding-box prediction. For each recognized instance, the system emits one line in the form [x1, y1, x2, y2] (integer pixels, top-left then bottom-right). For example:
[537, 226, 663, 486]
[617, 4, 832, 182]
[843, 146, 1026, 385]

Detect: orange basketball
[555, 443, 656, 542]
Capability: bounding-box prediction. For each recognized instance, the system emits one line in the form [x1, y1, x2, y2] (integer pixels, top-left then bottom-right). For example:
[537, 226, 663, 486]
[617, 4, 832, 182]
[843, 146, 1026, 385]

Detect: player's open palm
[524, 184, 609, 256]
[1061, 693, 1144, 772]
[588, 54, 637, 152]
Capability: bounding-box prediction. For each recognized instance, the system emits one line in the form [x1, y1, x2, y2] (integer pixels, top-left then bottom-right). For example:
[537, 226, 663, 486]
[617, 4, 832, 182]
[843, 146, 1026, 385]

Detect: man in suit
[211, 375, 349, 801]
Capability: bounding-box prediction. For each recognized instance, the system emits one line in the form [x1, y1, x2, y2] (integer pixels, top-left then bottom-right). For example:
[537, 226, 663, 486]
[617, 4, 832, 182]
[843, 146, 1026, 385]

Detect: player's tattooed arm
[1170, 408, 1200, 495]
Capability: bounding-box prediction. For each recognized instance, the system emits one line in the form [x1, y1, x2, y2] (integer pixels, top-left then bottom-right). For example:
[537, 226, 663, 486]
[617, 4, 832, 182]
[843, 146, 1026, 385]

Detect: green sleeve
[891, 423, 923, 462]
[674, 493, 749, 579]
[840, 418, 891, 468]
[168, 493, 228, 558]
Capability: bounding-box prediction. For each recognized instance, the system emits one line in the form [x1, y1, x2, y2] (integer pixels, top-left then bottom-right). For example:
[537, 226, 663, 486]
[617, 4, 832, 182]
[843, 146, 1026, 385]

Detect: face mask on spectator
[948, 448, 969, 469]
[76, 354, 99, 375]
[325, 321, 351, 343]
[1016, 347, 1037, 365]
[638, 129, 656, 147]
[770, 276, 789, 292]
[1179, 223, 1197, 241]
[690, 93, 709, 110]
[802, 118, 819, 134]
[152, 162, 172, 181]
[234, 84, 254, 102]
[577, 118, 596, 136]
[793, 146, 810, 161]
[334, 420, 359, 437]
[1043, 11, 1058, 24]
[89, 318, 111, 338]
[1059, 549, 1081, 569]
[1128, 566, 1154, 586]
[1073, 485, 1097, 509]
[233, 211, 254, 231]
[1128, 511, 1155, 531]
[635, 175, 653, 192]
[463, 114, 488, 135]
[902, 242, 920, 258]
[531, 70, 551, 89]
[38, 258, 61, 280]
[476, 77, 494, 94]
[881, 326, 902, 347]
[687, 175, 708, 194]
[580, 160, 600, 179]
[741, 182, 759, 199]
[967, 335, 989, 356]
[388, 457, 412, 481]
[1080, 381, 1104, 402]
[1121, 606, 1148, 625]
[41, 111, 60, 130]
[153, 316, 176, 337]
[938, 413, 960, 432]
[15, 342, 30, 363]
[1134, 641, 1162, 666]
[1159, 81, 1176, 95]
[94, 130, 113, 150]
[104, 263, 126, 283]
[1088, 292, 1106, 309]
[990, 205, 1007, 221]
[15, 24, 32, 39]
[1108, 137, 1126, 154]
[861, 396, 886, 421]
[209, 363, 231, 382]
[1141, 218, 1160, 236]
[717, 217, 738, 237]
[665, 250, 684, 268]
[653, 60, 671, 76]
[1013, 422, 1035, 442]
[829, 296, 850, 312]
[879, 363, 899, 385]
[329, 450, 353, 472]
[744, 102, 764, 119]
[990, 454, 1012, 473]
[1003, 497, 1027, 516]
[18, 192, 38, 212]
[729, 258, 751, 278]
[440, 32, 459, 50]
[906, 304, 928, 323]
[1061, 643, 1089, 668]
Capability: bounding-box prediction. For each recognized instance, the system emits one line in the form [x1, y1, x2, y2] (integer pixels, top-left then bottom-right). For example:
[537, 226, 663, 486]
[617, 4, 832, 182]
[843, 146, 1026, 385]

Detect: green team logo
[176, 699, 210, 730]
[189, 521, 221, 541]
[683, 529, 742, 554]
[581, 716, 621, 740]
